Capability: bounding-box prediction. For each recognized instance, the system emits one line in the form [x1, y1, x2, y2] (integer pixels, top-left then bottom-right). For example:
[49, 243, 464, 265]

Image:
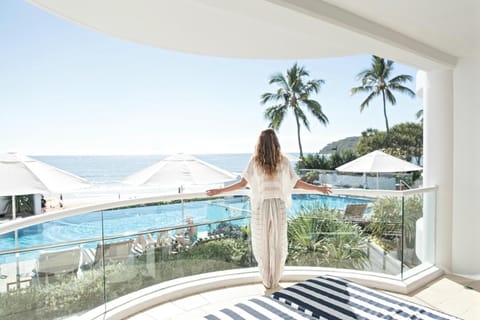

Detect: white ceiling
[322, 0, 479, 58]
[28, 0, 478, 70]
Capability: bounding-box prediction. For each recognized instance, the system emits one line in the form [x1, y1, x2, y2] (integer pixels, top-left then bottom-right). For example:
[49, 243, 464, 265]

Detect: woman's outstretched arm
[294, 179, 332, 194]
[206, 177, 248, 197]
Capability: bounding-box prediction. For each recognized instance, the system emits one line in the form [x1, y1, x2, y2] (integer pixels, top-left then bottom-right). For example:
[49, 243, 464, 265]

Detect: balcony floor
[126, 274, 480, 320]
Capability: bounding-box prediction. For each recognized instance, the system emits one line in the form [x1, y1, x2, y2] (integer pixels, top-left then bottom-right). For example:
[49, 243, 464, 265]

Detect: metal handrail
[0, 187, 437, 236]
[0, 190, 249, 236]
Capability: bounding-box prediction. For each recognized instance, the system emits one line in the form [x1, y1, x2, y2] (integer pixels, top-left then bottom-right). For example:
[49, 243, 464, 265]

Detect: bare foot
[264, 284, 284, 296]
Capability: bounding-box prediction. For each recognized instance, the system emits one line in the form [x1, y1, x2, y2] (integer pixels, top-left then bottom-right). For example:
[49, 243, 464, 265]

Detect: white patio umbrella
[0, 152, 90, 286]
[335, 150, 423, 189]
[0, 152, 91, 199]
[123, 153, 238, 220]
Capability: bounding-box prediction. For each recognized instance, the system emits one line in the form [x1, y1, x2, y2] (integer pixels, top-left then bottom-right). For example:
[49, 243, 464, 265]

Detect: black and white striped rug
[204, 275, 460, 319]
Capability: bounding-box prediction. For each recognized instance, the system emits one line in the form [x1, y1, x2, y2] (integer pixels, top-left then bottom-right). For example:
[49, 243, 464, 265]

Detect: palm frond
[416, 109, 423, 122]
[260, 89, 290, 105]
[389, 74, 413, 84]
[269, 73, 287, 86]
[351, 85, 373, 95]
[383, 59, 394, 78]
[360, 91, 378, 112]
[294, 108, 310, 131]
[295, 63, 310, 78]
[355, 68, 373, 81]
[304, 79, 325, 95]
[361, 75, 378, 86]
[303, 100, 329, 125]
[388, 84, 416, 97]
[264, 104, 287, 130]
[373, 56, 384, 73]
[260, 92, 270, 104]
[385, 89, 397, 105]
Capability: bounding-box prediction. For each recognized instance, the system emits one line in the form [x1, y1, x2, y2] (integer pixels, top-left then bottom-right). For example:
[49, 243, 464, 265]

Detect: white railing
[0, 187, 436, 236]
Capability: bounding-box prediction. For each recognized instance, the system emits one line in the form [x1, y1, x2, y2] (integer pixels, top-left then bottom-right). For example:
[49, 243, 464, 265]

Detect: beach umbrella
[0, 152, 91, 286]
[0, 152, 90, 198]
[123, 153, 238, 220]
[0, 152, 91, 214]
[335, 150, 423, 189]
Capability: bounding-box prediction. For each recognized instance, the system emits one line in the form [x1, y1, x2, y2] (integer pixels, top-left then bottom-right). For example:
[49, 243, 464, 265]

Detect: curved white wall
[419, 54, 480, 277]
[452, 55, 480, 276]
[419, 70, 454, 272]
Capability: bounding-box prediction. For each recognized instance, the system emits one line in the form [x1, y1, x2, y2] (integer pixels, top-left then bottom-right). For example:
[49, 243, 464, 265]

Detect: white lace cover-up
[243, 156, 299, 289]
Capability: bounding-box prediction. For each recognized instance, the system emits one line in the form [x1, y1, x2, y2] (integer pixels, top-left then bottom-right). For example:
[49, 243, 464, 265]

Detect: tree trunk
[382, 90, 390, 135]
[295, 114, 303, 159]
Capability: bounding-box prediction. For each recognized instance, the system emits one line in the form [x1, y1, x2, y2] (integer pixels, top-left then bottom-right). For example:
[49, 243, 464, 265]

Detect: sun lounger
[93, 239, 134, 268]
[131, 234, 156, 256]
[33, 247, 81, 284]
[192, 233, 225, 246]
[343, 203, 368, 225]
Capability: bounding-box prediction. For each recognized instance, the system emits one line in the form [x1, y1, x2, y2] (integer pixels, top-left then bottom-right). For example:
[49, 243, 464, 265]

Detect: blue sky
[0, 1, 421, 156]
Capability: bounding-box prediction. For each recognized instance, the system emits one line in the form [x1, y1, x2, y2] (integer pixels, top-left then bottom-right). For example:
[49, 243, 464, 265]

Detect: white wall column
[452, 56, 480, 276]
[418, 69, 454, 272]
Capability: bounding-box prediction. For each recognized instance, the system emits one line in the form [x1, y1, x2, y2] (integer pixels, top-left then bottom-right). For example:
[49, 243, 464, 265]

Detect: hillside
[319, 136, 360, 154]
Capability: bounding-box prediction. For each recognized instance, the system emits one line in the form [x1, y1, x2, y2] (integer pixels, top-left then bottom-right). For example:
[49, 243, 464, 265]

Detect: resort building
[1, 1, 479, 319]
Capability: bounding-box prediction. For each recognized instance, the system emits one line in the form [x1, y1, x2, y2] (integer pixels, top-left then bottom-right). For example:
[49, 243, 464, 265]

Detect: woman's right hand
[318, 185, 332, 195]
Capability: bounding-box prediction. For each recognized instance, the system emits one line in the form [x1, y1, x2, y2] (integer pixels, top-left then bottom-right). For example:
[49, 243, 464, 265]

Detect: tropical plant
[368, 195, 423, 263]
[210, 222, 244, 239]
[185, 238, 252, 266]
[300, 153, 330, 170]
[328, 151, 345, 169]
[261, 63, 328, 159]
[386, 122, 423, 165]
[296, 149, 358, 171]
[351, 55, 415, 136]
[355, 128, 387, 156]
[356, 123, 423, 167]
[286, 204, 369, 269]
[298, 170, 320, 184]
[0, 239, 256, 320]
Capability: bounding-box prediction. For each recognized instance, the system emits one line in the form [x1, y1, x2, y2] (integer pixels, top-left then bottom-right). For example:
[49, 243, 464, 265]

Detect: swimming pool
[0, 194, 370, 256]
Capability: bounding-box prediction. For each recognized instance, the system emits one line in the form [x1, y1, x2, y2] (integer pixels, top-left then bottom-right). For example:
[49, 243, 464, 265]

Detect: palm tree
[260, 63, 328, 159]
[351, 55, 415, 135]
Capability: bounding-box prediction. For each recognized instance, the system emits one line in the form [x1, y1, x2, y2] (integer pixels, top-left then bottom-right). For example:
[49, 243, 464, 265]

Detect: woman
[207, 129, 331, 291]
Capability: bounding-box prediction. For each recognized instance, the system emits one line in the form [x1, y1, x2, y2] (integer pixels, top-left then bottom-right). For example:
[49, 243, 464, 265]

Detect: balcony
[0, 187, 477, 319]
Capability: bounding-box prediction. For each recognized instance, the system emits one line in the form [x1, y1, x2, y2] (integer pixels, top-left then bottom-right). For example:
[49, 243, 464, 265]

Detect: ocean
[33, 154, 255, 186]
[32, 153, 403, 193]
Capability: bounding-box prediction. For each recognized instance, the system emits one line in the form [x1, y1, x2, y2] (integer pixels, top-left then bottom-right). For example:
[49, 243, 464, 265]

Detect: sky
[0, 1, 422, 156]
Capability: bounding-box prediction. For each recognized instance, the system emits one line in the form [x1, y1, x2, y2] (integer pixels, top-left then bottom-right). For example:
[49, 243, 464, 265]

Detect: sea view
[33, 154, 255, 186]
[31, 153, 402, 197]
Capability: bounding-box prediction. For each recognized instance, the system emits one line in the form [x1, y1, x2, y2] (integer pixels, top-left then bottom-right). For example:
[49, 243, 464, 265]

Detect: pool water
[0, 194, 370, 260]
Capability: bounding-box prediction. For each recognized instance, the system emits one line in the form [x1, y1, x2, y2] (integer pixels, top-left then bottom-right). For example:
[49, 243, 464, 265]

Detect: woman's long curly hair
[254, 128, 283, 176]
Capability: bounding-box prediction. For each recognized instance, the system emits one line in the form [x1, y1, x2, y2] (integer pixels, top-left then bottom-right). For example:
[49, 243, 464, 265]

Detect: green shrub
[0, 240, 254, 320]
[184, 238, 252, 266]
[286, 204, 369, 269]
[368, 195, 423, 253]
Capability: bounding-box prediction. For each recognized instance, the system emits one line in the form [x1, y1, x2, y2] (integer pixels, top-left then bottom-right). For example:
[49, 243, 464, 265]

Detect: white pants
[251, 198, 288, 289]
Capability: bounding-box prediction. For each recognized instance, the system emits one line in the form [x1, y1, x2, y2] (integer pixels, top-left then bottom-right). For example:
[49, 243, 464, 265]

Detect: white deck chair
[343, 203, 368, 225]
[34, 247, 81, 283]
[93, 239, 134, 268]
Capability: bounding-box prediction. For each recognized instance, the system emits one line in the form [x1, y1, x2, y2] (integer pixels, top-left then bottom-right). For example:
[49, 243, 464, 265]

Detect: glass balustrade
[0, 188, 437, 319]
